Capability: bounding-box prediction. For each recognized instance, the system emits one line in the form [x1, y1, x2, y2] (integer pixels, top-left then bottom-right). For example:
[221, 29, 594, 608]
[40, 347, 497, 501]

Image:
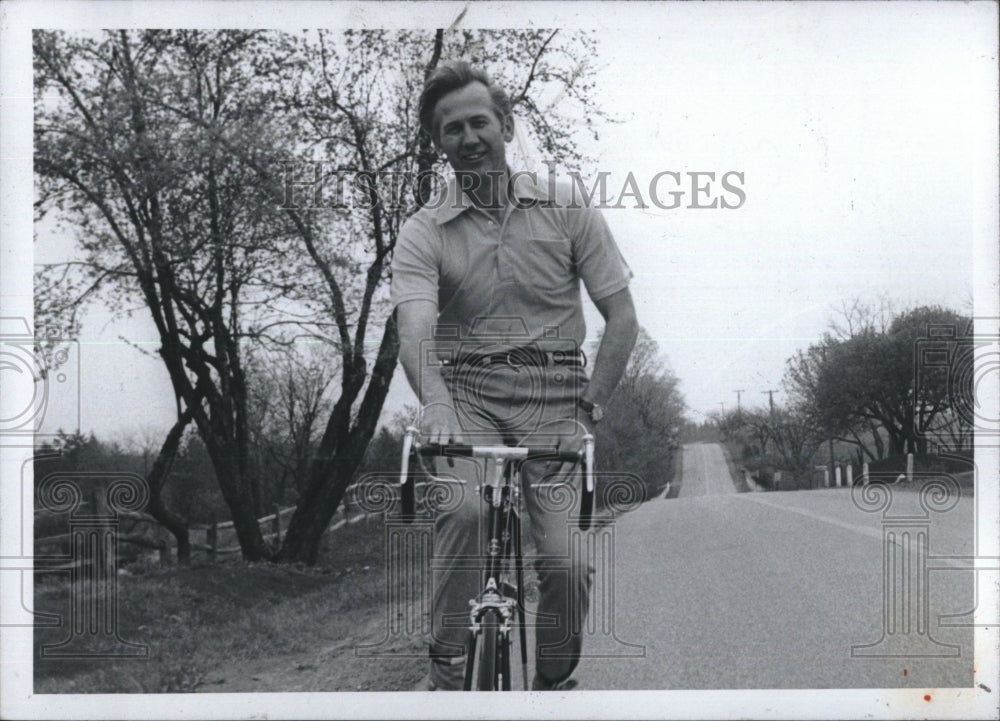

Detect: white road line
[734, 492, 885, 542]
[735, 493, 985, 572]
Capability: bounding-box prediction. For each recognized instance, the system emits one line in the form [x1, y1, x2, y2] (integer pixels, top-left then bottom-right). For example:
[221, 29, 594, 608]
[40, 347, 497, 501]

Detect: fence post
[846, 464, 854, 487]
[906, 453, 914, 483]
[158, 539, 169, 565]
[835, 466, 842, 487]
[271, 503, 280, 540]
[862, 462, 869, 485]
[207, 514, 217, 563]
[774, 471, 782, 491]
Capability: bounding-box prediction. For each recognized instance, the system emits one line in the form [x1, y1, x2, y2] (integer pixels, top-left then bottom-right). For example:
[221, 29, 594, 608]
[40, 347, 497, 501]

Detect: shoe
[531, 674, 579, 691]
[428, 656, 466, 691]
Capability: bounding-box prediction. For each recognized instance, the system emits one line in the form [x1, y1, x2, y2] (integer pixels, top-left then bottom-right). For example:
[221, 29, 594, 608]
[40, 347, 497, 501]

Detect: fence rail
[34, 480, 380, 566]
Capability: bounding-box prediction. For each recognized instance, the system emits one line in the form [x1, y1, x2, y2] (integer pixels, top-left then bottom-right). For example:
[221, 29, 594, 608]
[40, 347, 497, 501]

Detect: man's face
[433, 81, 513, 187]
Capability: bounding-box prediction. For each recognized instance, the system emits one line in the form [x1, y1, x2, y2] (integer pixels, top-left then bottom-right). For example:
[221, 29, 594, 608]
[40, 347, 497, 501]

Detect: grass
[866, 452, 974, 476]
[718, 443, 751, 492]
[863, 453, 976, 496]
[32, 516, 422, 693]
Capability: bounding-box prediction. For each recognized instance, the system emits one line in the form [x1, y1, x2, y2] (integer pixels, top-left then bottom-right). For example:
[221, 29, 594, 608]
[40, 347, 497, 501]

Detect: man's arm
[582, 287, 639, 408]
[396, 299, 464, 444]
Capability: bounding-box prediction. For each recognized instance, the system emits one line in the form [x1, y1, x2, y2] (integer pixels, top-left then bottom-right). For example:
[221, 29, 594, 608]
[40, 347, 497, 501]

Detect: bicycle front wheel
[476, 609, 504, 691]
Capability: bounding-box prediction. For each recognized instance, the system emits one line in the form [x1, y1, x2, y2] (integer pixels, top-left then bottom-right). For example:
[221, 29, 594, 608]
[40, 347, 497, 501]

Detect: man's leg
[427, 422, 504, 690]
[519, 418, 595, 688]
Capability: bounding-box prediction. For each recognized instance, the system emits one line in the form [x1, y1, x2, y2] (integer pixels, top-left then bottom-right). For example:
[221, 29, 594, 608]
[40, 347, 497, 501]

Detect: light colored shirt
[391, 171, 632, 354]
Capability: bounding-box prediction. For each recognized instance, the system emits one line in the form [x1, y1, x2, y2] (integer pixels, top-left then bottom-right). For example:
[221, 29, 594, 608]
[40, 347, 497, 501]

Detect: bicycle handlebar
[414, 442, 584, 463]
[399, 426, 596, 529]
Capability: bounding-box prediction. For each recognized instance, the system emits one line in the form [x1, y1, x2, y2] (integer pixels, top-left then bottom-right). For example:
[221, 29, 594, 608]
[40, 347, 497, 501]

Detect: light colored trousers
[429, 362, 594, 685]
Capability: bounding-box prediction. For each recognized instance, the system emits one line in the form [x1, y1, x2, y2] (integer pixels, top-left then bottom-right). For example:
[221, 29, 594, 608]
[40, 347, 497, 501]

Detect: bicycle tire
[476, 608, 502, 691]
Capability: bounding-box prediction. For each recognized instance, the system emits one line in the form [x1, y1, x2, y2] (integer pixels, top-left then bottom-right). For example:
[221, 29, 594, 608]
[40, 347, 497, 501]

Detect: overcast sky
[8, 0, 998, 441]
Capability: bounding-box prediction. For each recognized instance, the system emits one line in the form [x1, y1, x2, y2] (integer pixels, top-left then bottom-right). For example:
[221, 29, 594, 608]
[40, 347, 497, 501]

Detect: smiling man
[392, 60, 638, 691]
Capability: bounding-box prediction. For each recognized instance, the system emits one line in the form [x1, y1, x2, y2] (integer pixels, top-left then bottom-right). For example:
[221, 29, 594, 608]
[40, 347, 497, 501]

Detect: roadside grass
[718, 443, 750, 492]
[865, 453, 975, 495]
[33, 516, 420, 693]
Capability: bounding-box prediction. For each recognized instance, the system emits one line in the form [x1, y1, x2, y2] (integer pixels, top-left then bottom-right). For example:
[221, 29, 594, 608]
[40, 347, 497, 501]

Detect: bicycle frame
[399, 427, 595, 691]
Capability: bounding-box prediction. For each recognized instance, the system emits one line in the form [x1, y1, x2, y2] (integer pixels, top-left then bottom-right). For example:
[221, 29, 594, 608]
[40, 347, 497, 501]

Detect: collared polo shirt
[390, 171, 632, 356]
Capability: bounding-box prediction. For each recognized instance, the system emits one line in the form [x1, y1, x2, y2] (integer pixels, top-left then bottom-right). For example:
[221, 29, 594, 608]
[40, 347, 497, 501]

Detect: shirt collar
[431, 167, 553, 226]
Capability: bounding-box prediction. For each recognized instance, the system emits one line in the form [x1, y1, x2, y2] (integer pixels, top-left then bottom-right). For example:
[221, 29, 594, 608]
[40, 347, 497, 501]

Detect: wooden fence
[34, 482, 380, 566]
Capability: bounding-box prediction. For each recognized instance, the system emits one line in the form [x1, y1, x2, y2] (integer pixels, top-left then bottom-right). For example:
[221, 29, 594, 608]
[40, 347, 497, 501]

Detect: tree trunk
[847, 425, 876, 462]
[887, 430, 905, 456]
[869, 420, 885, 459]
[279, 456, 360, 564]
[204, 437, 272, 561]
[145, 410, 193, 564]
[277, 318, 399, 564]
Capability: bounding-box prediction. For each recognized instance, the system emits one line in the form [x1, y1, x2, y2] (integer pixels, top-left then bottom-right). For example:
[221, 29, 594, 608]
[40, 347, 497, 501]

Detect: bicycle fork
[462, 464, 526, 690]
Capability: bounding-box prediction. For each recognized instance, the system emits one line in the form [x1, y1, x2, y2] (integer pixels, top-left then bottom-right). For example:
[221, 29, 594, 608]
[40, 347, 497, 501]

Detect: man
[392, 60, 637, 691]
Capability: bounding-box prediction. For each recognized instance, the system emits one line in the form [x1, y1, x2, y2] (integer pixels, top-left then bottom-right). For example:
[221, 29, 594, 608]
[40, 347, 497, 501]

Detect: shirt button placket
[493, 214, 513, 283]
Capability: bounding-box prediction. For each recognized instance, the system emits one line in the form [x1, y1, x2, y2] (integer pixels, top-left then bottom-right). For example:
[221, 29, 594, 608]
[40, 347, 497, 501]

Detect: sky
[5, 0, 997, 441]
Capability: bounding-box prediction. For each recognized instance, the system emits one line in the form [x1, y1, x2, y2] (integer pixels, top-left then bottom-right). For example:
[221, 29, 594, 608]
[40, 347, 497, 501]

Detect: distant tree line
[717, 303, 974, 487]
[594, 328, 685, 501]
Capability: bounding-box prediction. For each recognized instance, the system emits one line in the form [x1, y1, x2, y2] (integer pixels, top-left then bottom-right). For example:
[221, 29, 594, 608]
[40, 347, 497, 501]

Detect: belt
[442, 348, 587, 368]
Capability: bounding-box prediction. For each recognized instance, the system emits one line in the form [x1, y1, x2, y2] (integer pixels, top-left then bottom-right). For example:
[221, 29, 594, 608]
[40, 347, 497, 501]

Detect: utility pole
[733, 389, 745, 415]
[762, 389, 777, 417]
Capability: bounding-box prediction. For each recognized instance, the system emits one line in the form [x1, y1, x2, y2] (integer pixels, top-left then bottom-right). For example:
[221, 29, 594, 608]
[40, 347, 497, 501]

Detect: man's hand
[421, 401, 465, 446]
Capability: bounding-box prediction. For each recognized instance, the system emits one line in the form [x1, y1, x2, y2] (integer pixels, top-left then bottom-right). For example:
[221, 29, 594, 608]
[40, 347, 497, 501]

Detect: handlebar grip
[400, 430, 416, 522]
[401, 464, 416, 521]
[579, 458, 594, 531]
[417, 443, 475, 457]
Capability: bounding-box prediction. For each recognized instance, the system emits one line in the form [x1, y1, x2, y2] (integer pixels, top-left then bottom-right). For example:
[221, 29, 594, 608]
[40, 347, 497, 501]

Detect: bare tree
[245, 344, 339, 505]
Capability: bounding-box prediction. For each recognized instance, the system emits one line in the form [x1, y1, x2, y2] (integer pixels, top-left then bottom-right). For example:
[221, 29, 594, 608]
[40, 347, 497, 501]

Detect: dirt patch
[196, 614, 426, 693]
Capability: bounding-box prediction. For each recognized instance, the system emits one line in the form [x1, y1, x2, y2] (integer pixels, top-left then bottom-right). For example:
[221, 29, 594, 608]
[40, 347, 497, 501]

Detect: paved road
[565, 443, 975, 690]
[677, 442, 740, 497]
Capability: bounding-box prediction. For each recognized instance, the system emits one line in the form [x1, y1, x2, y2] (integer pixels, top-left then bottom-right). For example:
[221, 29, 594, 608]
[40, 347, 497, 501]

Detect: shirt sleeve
[390, 214, 441, 311]
[567, 202, 633, 302]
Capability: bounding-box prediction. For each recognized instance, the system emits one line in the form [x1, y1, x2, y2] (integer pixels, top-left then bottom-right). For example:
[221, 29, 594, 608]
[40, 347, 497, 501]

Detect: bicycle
[399, 426, 596, 691]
